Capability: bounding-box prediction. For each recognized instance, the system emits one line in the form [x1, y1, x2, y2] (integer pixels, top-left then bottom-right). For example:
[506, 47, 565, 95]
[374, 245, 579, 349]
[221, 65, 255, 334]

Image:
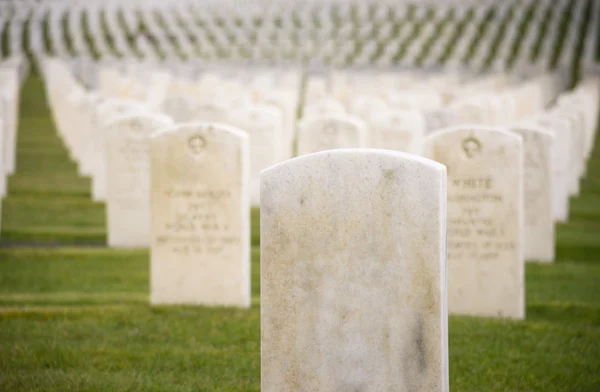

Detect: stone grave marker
[302, 98, 346, 120]
[423, 126, 525, 319]
[369, 109, 426, 153]
[511, 125, 555, 262]
[105, 114, 173, 248]
[228, 104, 282, 206]
[92, 99, 148, 202]
[530, 114, 571, 222]
[297, 115, 367, 156]
[150, 122, 250, 307]
[261, 149, 448, 391]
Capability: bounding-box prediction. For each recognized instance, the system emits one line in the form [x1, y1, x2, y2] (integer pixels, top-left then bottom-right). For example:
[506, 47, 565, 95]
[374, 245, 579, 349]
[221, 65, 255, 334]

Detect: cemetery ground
[0, 76, 599, 391]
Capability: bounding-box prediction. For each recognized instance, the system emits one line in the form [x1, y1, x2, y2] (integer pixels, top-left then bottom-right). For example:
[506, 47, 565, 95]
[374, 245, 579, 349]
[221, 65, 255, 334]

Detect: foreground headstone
[150, 122, 250, 307]
[261, 149, 448, 391]
[423, 127, 525, 319]
[297, 115, 367, 156]
[511, 125, 555, 262]
[106, 114, 173, 248]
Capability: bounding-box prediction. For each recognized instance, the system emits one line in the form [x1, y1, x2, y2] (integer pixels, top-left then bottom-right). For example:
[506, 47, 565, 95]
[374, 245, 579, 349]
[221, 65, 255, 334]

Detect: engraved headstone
[228, 104, 282, 206]
[511, 125, 554, 262]
[370, 109, 426, 152]
[150, 123, 250, 307]
[423, 127, 525, 319]
[297, 115, 367, 156]
[302, 98, 346, 120]
[261, 149, 448, 391]
[92, 99, 148, 202]
[162, 94, 230, 123]
[106, 114, 173, 248]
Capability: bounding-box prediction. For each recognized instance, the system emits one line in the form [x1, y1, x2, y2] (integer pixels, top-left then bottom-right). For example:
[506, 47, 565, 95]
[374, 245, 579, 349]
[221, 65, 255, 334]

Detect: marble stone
[0, 68, 19, 174]
[92, 99, 148, 202]
[302, 98, 346, 120]
[369, 109, 426, 153]
[511, 125, 555, 262]
[423, 126, 525, 319]
[162, 94, 230, 123]
[105, 114, 173, 248]
[297, 115, 367, 156]
[261, 148, 448, 392]
[150, 122, 250, 307]
[530, 114, 571, 222]
[228, 104, 282, 206]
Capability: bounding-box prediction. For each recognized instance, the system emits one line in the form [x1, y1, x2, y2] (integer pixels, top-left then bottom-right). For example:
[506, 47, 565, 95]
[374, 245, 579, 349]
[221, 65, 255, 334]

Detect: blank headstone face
[228, 104, 282, 206]
[423, 127, 525, 319]
[106, 114, 173, 248]
[150, 123, 250, 307]
[511, 126, 554, 262]
[369, 109, 426, 153]
[261, 149, 448, 392]
[297, 115, 367, 156]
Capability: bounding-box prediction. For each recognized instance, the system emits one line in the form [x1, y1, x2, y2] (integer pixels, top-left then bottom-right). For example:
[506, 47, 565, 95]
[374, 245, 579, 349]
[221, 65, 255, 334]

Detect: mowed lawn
[1, 76, 600, 391]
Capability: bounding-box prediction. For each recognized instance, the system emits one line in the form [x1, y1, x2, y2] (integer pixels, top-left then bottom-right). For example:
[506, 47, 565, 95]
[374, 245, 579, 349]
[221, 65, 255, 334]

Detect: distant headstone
[297, 115, 367, 156]
[228, 104, 282, 206]
[91, 99, 148, 202]
[105, 114, 173, 248]
[530, 114, 571, 222]
[369, 109, 426, 152]
[302, 98, 346, 120]
[511, 125, 554, 262]
[150, 122, 250, 307]
[261, 149, 448, 391]
[423, 127, 525, 319]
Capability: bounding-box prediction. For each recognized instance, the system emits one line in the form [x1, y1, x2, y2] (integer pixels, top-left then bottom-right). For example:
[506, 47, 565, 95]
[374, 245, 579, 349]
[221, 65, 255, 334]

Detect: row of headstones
[41, 58, 598, 257]
[42, 57, 600, 264]
[41, 59, 303, 209]
[0, 57, 23, 237]
[42, 58, 538, 208]
[92, 120, 593, 390]
[2, 0, 597, 73]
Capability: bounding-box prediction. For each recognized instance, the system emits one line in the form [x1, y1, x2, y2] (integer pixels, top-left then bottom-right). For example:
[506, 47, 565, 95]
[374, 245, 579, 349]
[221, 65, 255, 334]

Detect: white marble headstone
[105, 114, 173, 248]
[150, 122, 250, 307]
[369, 109, 426, 153]
[261, 148, 448, 391]
[511, 125, 555, 262]
[423, 126, 525, 319]
[297, 115, 367, 156]
[228, 104, 282, 206]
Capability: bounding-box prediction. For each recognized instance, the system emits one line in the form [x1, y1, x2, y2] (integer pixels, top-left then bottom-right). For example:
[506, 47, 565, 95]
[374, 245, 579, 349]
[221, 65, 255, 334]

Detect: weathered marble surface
[511, 125, 555, 262]
[105, 113, 173, 248]
[261, 149, 448, 391]
[423, 126, 525, 319]
[150, 122, 250, 307]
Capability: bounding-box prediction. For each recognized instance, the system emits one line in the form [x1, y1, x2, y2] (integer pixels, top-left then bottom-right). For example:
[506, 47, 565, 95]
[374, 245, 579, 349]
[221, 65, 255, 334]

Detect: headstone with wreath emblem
[149, 122, 251, 307]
